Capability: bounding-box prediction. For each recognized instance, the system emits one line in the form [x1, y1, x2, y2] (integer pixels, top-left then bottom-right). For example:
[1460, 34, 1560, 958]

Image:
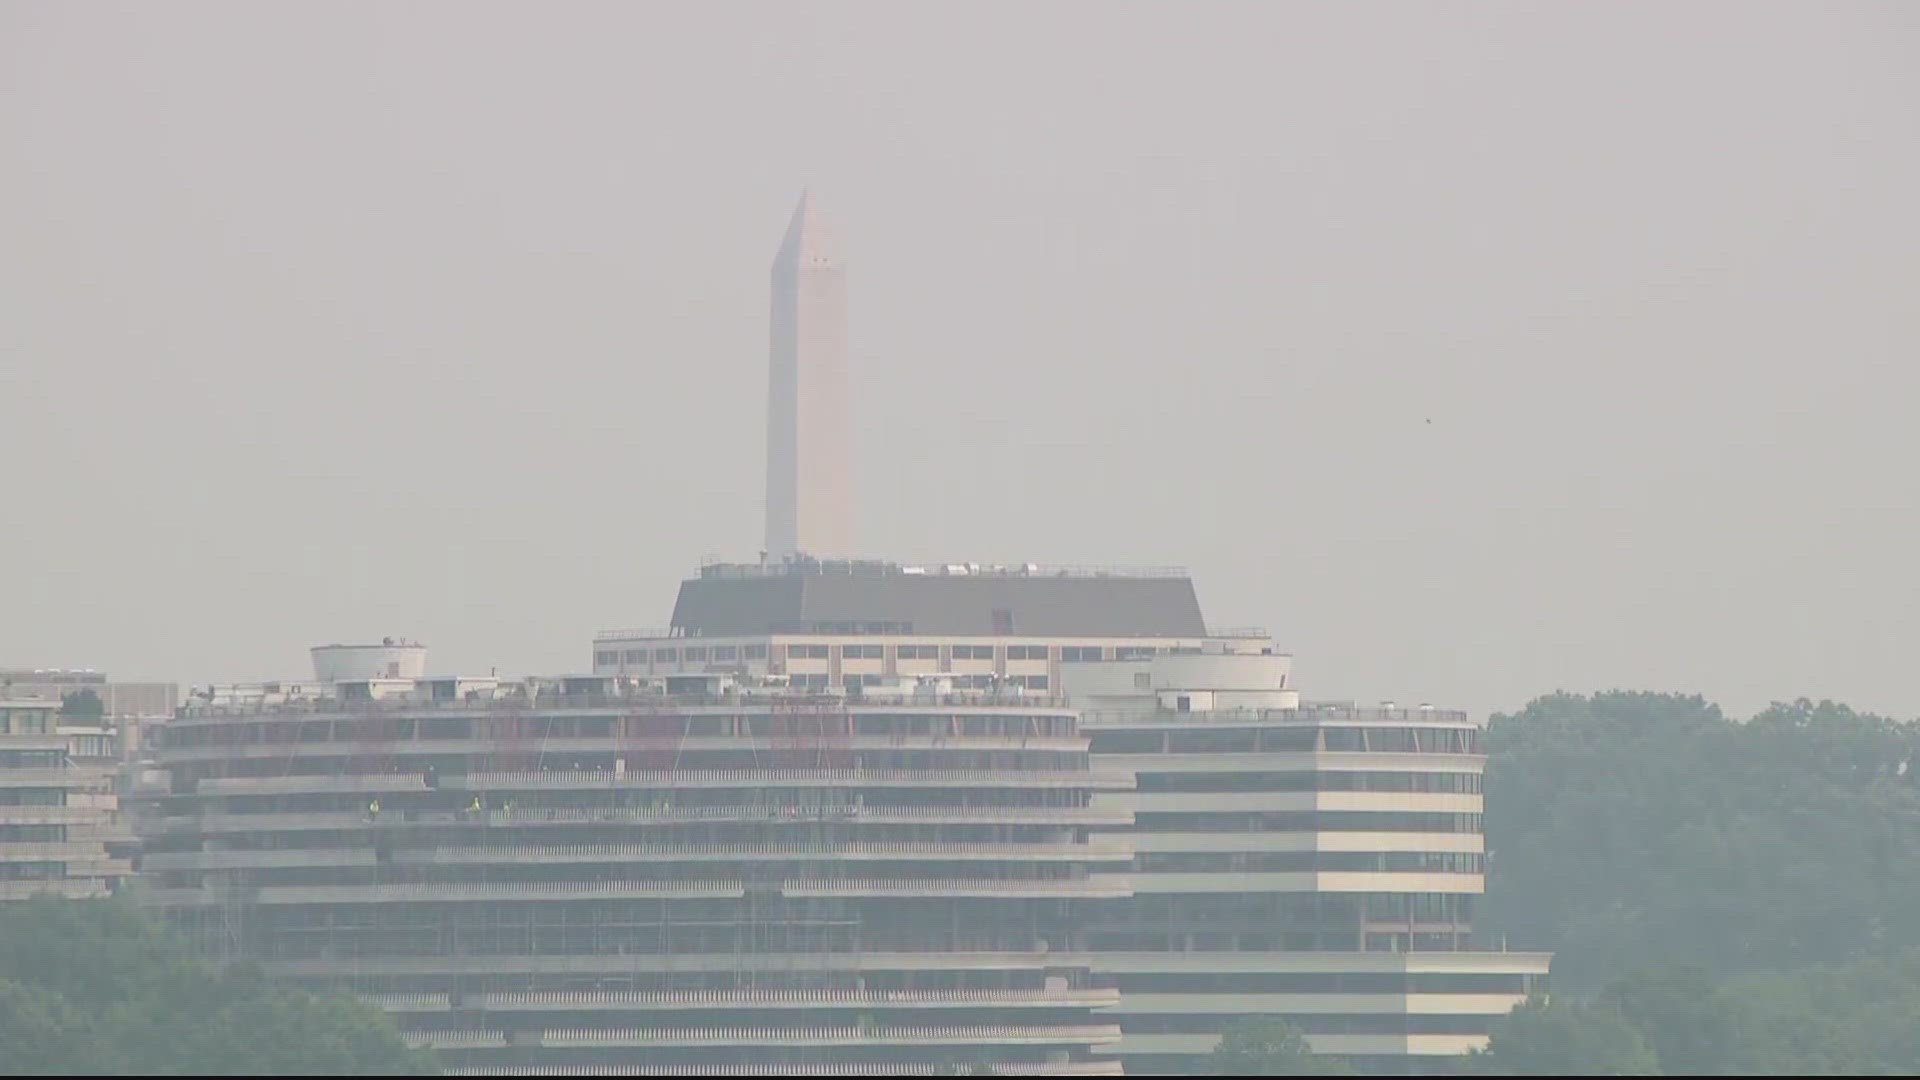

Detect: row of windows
[161, 709, 1077, 749]
[599, 645, 774, 665]
[1090, 726, 1482, 756]
[1084, 891, 1472, 923]
[0, 710, 57, 736]
[0, 824, 65, 843]
[1130, 811, 1483, 834]
[0, 862, 65, 881]
[833, 673, 1045, 690]
[315, 972, 1050, 997]
[248, 928, 1071, 961]
[1121, 1013, 1502, 1035]
[1114, 971, 1536, 994]
[1136, 851, 1483, 874]
[596, 643, 1165, 666]
[1135, 771, 1483, 794]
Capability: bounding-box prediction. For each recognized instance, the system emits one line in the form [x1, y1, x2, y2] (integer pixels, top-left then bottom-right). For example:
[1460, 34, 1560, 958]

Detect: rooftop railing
[690, 559, 1188, 582]
[173, 690, 1077, 720]
[1079, 705, 1474, 726]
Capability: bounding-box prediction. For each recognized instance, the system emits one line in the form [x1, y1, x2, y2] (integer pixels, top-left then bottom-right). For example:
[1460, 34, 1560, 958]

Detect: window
[1114, 645, 1157, 661]
[594, 651, 617, 666]
[1007, 645, 1049, 660]
[743, 644, 768, 660]
[654, 648, 678, 662]
[1089, 730, 1164, 753]
[895, 645, 938, 660]
[711, 646, 738, 662]
[1061, 646, 1105, 662]
[841, 644, 883, 659]
[951, 645, 995, 660]
[622, 649, 645, 663]
[1321, 727, 1364, 752]
[1009, 674, 1049, 690]
[790, 644, 829, 660]
[1259, 727, 1317, 752]
[684, 647, 709, 661]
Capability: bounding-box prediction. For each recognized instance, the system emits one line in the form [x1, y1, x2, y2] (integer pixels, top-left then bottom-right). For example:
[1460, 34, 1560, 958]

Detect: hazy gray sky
[4, 1, 1917, 720]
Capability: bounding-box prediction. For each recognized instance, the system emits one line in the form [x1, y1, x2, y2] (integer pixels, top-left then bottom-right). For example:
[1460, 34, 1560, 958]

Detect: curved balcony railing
[461, 987, 1122, 1011]
[149, 803, 1134, 835]
[447, 1063, 1124, 1077]
[140, 848, 376, 871]
[458, 768, 1133, 790]
[401, 840, 1129, 865]
[782, 877, 1132, 898]
[196, 775, 428, 795]
[408, 1023, 1123, 1049]
[358, 993, 452, 1012]
[244, 880, 747, 905]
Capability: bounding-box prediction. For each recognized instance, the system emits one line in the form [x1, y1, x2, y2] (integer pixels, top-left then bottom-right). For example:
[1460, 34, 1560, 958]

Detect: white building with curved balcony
[1060, 647, 1549, 1074]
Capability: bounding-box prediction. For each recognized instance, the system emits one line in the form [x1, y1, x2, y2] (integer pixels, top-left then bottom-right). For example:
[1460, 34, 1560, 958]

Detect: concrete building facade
[1, 698, 137, 902]
[136, 653, 1132, 1075]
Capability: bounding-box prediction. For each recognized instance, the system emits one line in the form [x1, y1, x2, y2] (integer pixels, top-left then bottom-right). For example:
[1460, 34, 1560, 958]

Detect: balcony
[447, 1063, 1124, 1077]
[783, 877, 1133, 899]
[140, 880, 747, 908]
[457, 987, 1124, 1012]
[151, 804, 1135, 834]
[407, 1022, 1124, 1050]
[397, 840, 1130, 867]
[457, 768, 1133, 791]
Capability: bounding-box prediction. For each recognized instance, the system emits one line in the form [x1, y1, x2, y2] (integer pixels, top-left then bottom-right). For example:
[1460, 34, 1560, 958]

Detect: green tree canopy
[1209, 1017, 1353, 1075]
[1466, 997, 1659, 1076]
[58, 688, 105, 719]
[0, 897, 434, 1075]
[1481, 691, 1920, 988]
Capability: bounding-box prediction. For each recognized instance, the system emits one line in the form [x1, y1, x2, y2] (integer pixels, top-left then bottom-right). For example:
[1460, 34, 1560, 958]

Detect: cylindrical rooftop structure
[310, 640, 427, 682]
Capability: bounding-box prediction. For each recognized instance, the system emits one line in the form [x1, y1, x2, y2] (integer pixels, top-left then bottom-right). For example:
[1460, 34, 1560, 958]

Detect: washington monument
[764, 190, 852, 561]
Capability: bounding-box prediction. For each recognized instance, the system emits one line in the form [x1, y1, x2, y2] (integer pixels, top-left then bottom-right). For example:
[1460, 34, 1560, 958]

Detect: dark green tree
[1209, 1017, 1352, 1075]
[1481, 691, 1920, 988]
[1466, 998, 1659, 1075]
[0, 897, 434, 1075]
[58, 688, 105, 719]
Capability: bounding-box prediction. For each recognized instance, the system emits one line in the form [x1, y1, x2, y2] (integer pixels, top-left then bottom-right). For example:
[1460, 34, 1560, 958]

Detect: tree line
[1209, 691, 1920, 1075]
[0, 897, 432, 1075]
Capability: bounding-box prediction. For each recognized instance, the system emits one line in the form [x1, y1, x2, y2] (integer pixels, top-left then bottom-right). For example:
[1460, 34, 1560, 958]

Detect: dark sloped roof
[670, 570, 1207, 638]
